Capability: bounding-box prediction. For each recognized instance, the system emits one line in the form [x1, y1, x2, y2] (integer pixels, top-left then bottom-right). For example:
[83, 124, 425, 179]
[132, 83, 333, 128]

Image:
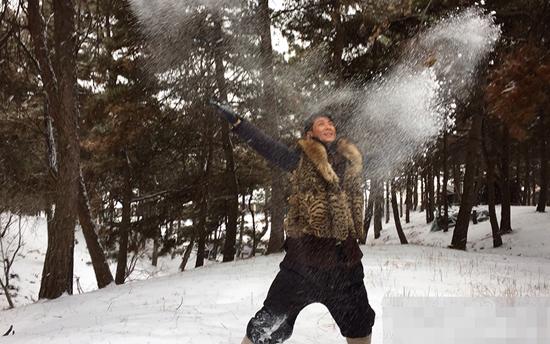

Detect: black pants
[246, 265, 375, 344]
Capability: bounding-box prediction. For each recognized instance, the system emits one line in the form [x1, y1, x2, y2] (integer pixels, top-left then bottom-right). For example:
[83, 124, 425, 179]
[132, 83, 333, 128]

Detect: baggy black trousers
[246, 264, 376, 344]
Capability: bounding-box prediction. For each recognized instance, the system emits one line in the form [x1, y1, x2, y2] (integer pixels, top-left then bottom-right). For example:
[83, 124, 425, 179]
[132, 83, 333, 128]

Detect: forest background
[0, 0, 548, 305]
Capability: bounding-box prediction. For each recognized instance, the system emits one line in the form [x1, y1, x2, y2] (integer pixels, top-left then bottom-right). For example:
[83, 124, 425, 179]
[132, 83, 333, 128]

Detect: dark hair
[303, 112, 335, 134]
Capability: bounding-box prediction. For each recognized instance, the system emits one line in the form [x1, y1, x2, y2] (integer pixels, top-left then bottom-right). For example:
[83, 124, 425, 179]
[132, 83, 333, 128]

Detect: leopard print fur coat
[285, 138, 365, 241]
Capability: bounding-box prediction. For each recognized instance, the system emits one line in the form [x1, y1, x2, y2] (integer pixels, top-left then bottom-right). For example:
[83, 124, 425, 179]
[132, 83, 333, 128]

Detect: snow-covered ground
[1, 206, 549, 343]
[371, 205, 550, 259]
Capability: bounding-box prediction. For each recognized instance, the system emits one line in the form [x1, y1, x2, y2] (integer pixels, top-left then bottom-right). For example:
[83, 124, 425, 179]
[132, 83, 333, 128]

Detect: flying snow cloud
[130, 2, 500, 180]
[310, 7, 500, 179]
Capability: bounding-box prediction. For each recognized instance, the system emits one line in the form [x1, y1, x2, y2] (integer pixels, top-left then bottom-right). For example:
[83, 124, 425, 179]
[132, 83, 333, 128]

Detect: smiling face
[307, 116, 336, 143]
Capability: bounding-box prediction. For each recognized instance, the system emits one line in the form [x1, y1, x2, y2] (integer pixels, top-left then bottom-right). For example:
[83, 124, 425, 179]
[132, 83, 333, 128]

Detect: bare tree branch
[0, 213, 23, 309]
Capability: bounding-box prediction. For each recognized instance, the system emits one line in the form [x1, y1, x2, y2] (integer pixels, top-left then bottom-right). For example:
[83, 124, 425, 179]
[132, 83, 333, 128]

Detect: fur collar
[297, 138, 363, 184]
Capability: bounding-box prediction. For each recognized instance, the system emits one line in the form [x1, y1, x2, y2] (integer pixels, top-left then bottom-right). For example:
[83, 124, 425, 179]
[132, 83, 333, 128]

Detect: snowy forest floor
[1, 206, 549, 343]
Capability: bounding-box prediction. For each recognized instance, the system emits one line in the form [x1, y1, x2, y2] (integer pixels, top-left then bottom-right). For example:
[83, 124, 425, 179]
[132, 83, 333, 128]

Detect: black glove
[209, 99, 241, 126]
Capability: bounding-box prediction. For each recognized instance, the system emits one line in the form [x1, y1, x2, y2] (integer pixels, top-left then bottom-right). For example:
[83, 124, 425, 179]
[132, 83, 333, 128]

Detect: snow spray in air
[129, 2, 500, 179]
[128, 0, 241, 73]
[310, 7, 501, 179]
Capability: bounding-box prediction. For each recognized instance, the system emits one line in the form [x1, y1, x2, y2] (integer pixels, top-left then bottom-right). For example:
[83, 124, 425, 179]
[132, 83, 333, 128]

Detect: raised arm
[233, 120, 299, 172]
[210, 101, 299, 172]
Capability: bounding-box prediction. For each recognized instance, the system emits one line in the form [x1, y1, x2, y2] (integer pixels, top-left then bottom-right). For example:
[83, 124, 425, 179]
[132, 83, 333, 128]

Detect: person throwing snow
[212, 101, 376, 344]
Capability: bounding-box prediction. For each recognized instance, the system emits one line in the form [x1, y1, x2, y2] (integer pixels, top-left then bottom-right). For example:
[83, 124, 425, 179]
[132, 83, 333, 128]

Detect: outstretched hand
[209, 99, 241, 126]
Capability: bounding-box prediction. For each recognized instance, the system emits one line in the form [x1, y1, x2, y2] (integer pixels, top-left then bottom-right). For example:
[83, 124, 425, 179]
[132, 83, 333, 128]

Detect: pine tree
[27, 0, 81, 299]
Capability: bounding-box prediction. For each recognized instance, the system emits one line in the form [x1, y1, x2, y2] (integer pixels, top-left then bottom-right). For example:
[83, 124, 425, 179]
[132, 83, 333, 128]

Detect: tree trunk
[195, 181, 208, 267]
[399, 189, 403, 218]
[514, 146, 521, 205]
[254, 192, 270, 256]
[212, 14, 240, 262]
[442, 127, 449, 232]
[405, 173, 412, 223]
[266, 178, 286, 254]
[453, 163, 462, 203]
[362, 188, 374, 243]
[195, 207, 207, 268]
[436, 163, 441, 218]
[499, 127, 513, 233]
[0, 281, 14, 309]
[536, 113, 548, 212]
[77, 171, 114, 288]
[195, 136, 214, 268]
[420, 171, 428, 212]
[29, 0, 80, 299]
[179, 236, 195, 271]
[237, 194, 246, 258]
[115, 157, 132, 284]
[391, 182, 408, 244]
[413, 173, 418, 211]
[252, 197, 259, 257]
[525, 145, 531, 206]
[258, 0, 285, 254]
[385, 181, 390, 224]
[532, 160, 538, 206]
[473, 166, 482, 207]
[330, 0, 344, 85]
[481, 121, 502, 248]
[43, 101, 57, 173]
[427, 166, 435, 223]
[0, 215, 19, 309]
[151, 237, 159, 267]
[210, 223, 220, 260]
[450, 110, 483, 250]
[373, 179, 383, 239]
[487, 167, 502, 248]
[248, 193, 256, 257]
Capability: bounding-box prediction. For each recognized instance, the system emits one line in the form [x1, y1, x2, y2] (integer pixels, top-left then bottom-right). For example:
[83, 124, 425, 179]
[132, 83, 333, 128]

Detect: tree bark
[442, 127, 449, 232]
[77, 171, 114, 288]
[405, 173, 412, 223]
[212, 13, 240, 262]
[151, 236, 159, 267]
[450, 109, 483, 250]
[420, 172, 425, 212]
[453, 163, 462, 203]
[179, 236, 195, 271]
[29, 0, 80, 299]
[399, 189, 403, 218]
[115, 156, 132, 284]
[525, 144, 531, 206]
[532, 153, 538, 206]
[514, 145, 522, 205]
[436, 163, 441, 218]
[481, 120, 502, 248]
[237, 194, 246, 258]
[195, 135, 214, 268]
[195, 206, 207, 268]
[499, 127, 513, 233]
[248, 193, 256, 257]
[362, 188, 374, 243]
[43, 101, 58, 174]
[536, 113, 548, 212]
[385, 181, 390, 224]
[258, 0, 285, 254]
[373, 179, 383, 239]
[413, 173, 418, 211]
[426, 166, 435, 223]
[391, 182, 408, 244]
[253, 194, 270, 257]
